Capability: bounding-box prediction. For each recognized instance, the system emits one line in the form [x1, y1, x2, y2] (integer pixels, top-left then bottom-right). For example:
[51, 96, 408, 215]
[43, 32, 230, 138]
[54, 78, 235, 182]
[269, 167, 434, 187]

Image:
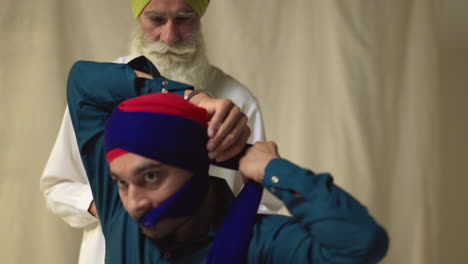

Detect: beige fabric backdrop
[1, 0, 466, 263]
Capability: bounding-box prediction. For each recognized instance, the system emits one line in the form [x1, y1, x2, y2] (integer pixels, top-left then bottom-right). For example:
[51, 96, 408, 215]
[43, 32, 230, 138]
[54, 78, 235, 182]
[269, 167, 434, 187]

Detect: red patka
[117, 93, 208, 127]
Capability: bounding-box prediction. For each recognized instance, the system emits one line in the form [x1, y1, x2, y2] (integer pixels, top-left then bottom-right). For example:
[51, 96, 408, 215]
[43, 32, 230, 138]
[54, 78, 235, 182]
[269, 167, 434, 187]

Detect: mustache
[143, 37, 198, 57]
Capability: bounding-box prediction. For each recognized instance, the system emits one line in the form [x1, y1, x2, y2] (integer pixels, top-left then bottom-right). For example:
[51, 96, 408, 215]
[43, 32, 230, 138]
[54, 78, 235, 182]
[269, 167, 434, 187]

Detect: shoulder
[253, 214, 294, 231]
[247, 214, 311, 263]
[251, 214, 299, 242]
[102, 206, 129, 236]
[112, 56, 134, 64]
[104, 209, 151, 262]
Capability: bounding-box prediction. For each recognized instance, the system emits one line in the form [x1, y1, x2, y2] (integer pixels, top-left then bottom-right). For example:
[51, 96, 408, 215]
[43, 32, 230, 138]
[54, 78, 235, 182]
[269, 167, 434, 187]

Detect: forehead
[143, 0, 195, 14]
[109, 153, 160, 176]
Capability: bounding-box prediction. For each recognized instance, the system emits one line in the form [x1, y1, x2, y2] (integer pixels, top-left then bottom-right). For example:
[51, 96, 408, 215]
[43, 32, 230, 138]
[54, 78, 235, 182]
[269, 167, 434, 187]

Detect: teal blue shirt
[67, 58, 389, 264]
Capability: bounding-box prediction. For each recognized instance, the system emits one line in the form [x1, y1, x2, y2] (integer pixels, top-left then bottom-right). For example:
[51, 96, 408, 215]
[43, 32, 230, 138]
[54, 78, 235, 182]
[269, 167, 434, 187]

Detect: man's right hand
[88, 200, 98, 218]
[239, 142, 280, 183]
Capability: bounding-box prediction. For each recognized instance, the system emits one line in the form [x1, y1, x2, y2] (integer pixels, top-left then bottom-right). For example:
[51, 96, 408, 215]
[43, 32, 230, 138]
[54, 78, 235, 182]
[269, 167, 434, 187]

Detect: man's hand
[88, 200, 98, 218]
[239, 141, 280, 183]
[189, 92, 251, 162]
[130, 76, 250, 162]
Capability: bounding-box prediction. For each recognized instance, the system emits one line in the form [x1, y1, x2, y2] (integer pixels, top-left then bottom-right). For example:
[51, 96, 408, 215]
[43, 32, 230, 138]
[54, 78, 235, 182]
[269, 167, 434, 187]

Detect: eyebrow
[134, 163, 162, 175]
[145, 11, 195, 18]
[109, 163, 162, 180]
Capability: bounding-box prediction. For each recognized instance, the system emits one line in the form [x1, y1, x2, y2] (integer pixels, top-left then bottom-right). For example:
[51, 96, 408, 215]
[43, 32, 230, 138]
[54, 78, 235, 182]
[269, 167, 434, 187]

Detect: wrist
[256, 156, 277, 183]
[184, 90, 213, 105]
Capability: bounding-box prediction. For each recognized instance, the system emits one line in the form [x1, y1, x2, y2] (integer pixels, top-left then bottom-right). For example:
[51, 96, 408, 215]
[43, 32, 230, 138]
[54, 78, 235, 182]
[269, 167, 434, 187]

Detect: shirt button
[270, 187, 277, 193]
[162, 80, 169, 86]
[271, 176, 279, 184]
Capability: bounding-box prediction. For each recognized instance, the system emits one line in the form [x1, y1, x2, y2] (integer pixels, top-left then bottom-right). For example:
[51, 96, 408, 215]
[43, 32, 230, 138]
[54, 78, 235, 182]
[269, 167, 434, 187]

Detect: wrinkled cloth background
[1, 0, 466, 263]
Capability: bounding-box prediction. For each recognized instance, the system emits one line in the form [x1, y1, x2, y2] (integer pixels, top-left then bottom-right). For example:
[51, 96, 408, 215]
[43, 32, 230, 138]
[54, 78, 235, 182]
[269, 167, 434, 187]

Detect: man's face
[138, 0, 200, 46]
[109, 152, 193, 240]
[130, 0, 212, 95]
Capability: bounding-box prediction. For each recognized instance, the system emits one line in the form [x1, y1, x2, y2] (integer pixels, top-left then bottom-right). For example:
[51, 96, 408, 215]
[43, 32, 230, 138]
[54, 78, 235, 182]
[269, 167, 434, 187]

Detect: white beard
[129, 25, 217, 91]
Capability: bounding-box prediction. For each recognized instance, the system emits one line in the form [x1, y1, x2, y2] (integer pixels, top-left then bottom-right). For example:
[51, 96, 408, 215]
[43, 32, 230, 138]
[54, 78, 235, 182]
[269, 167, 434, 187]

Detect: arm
[205, 76, 286, 214]
[66, 60, 190, 227]
[240, 97, 286, 214]
[40, 56, 198, 228]
[240, 142, 389, 264]
[39, 59, 155, 228]
[40, 108, 97, 228]
[39, 58, 143, 228]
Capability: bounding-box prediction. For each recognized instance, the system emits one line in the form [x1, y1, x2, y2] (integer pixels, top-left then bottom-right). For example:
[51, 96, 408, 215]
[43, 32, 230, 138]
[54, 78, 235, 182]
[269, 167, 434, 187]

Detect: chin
[141, 227, 168, 240]
[140, 217, 186, 240]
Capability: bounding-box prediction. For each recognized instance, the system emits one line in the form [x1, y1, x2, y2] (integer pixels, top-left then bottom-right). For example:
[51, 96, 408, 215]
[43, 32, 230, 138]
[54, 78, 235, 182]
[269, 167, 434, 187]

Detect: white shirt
[40, 56, 284, 264]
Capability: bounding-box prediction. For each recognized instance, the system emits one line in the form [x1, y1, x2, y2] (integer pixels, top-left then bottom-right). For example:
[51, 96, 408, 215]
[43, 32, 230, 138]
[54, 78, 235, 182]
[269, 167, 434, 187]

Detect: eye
[150, 17, 166, 25]
[144, 172, 159, 184]
[117, 180, 128, 190]
[174, 17, 190, 24]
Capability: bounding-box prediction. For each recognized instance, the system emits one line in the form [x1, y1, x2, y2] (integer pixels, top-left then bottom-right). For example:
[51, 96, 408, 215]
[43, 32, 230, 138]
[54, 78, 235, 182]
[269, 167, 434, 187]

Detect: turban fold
[129, 0, 210, 19]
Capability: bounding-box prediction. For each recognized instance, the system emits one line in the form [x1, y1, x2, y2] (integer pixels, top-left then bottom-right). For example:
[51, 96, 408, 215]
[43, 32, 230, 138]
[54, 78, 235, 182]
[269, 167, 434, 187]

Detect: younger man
[66, 59, 389, 263]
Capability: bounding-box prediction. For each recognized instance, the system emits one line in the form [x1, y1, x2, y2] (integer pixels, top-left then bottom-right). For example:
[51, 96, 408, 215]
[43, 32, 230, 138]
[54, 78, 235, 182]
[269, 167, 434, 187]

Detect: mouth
[166, 51, 192, 57]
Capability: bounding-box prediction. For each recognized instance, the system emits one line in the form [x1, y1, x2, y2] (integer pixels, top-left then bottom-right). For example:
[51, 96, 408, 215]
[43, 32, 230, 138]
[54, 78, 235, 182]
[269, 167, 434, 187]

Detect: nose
[160, 20, 179, 45]
[126, 185, 153, 219]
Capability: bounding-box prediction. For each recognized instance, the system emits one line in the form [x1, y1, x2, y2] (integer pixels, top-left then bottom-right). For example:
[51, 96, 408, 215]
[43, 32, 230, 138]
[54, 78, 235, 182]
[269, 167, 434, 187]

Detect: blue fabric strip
[207, 181, 264, 264]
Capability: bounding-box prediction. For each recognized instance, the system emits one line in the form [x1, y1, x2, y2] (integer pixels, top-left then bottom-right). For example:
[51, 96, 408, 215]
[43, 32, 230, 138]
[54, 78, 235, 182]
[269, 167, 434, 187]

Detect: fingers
[210, 125, 251, 162]
[208, 106, 245, 153]
[206, 98, 233, 138]
[200, 97, 251, 161]
[215, 104, 242, 140]
[263, 141, 278, 153]
[272, 142, 280, 156]
[239, 141, 280, 182]
[255, 141, 278, 154]
[216, 114, 248, 152]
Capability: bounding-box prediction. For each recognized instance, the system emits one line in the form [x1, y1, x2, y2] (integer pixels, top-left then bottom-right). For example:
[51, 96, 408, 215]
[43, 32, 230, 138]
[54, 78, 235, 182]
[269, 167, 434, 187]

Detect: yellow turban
[129, 0, 210, 19]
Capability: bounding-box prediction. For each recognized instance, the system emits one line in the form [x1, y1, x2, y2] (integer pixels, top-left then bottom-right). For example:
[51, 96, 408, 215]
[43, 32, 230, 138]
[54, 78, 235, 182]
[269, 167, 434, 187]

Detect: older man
[40, 0, 283, 263]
